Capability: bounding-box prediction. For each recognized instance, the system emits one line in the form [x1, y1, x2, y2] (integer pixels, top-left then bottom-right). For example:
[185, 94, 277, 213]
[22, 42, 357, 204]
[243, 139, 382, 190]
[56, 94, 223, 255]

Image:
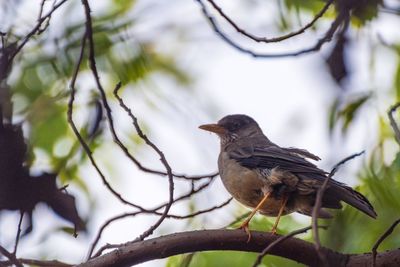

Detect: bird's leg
[239, 191, 271, 242]
[270, 195, 288, 234]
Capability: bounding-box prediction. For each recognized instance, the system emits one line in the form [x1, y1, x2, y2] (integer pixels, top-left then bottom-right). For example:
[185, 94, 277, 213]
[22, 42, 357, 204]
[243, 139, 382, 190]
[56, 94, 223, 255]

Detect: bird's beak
[199, 123, 227, 134]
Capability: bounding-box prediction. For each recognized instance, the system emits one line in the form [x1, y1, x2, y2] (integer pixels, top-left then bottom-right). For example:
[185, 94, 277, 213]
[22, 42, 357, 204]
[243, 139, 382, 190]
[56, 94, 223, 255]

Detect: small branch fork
[8, 0, 70, 63]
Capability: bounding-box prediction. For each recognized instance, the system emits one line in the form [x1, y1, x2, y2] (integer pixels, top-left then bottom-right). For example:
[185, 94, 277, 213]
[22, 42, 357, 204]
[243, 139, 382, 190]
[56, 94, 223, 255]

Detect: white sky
[0, 0, 399, 266]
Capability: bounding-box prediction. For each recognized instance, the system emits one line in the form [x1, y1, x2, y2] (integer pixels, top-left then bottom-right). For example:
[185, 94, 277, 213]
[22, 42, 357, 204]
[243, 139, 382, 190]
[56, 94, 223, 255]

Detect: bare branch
[67, 0, 152, 210]
[9, 0, 69, 62]
[166, 197, 232, 219]
[78, 229, 345, 267]
[88, 197, 232, 259]
[87, 211, 142, 259]
[205, 0, 334, 43]
[76, 229, 400, 267]
[88, 174, 216, 258]
[372, 218, 400, 267]
[111, 83, 177, 241]
[195, 0, 349, 58]
[67, 3, 215, 182]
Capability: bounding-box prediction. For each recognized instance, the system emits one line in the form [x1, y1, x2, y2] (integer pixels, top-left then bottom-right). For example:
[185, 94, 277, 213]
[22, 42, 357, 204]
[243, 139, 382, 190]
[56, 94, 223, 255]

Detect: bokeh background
[1, 0, 400, 266]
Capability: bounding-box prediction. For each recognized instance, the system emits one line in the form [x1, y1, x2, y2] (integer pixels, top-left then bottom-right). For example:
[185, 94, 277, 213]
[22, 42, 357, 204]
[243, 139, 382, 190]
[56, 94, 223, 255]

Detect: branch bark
[76, 229, 400, 267]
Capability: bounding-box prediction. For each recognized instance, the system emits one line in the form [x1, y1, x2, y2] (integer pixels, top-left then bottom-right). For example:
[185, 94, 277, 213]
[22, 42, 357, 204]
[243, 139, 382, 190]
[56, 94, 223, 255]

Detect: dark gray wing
[229, 144, 377, 218]
[229, 144, 327, 178]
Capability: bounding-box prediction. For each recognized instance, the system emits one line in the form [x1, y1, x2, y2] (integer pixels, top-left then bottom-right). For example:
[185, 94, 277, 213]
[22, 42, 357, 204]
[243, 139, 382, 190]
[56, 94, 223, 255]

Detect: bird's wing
[229, 144, 377, 218]
[229, 144, 327, 177]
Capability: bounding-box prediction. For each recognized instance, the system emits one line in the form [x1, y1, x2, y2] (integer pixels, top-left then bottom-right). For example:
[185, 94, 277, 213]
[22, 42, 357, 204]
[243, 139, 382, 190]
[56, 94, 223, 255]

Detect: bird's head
[199, 114, 262, 145]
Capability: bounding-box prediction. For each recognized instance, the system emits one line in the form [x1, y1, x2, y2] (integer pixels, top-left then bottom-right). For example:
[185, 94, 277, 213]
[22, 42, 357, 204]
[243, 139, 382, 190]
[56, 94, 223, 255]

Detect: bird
[199, 114, 376, 240]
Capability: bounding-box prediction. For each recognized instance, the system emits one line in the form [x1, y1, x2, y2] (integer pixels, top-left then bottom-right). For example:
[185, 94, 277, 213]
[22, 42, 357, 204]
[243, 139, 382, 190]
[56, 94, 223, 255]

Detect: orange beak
[199, 123, 227, 134]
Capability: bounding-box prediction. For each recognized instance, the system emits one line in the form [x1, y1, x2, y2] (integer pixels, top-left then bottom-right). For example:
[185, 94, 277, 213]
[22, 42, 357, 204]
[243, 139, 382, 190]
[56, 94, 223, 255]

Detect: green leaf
[338, 93, 372, 133]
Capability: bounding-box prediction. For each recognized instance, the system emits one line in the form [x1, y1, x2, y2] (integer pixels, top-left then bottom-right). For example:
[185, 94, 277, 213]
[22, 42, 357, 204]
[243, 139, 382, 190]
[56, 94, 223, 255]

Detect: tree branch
[195, 0, 348, 58]
[205, 0, 334, 43]
[76, 229, 400, 267]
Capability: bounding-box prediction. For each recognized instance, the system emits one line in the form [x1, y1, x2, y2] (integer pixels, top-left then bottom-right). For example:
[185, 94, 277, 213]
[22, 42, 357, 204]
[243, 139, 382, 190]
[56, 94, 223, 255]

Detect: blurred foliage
[3, 0, 190, 193]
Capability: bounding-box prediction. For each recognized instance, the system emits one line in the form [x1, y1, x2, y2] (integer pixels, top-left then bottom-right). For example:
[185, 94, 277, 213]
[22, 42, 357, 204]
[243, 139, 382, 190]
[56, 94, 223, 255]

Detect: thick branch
[77, 229, 400, 267]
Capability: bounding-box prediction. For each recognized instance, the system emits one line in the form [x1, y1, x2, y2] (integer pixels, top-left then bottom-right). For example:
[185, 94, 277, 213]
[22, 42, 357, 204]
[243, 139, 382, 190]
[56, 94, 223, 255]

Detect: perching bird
[199, 114, 376, 239]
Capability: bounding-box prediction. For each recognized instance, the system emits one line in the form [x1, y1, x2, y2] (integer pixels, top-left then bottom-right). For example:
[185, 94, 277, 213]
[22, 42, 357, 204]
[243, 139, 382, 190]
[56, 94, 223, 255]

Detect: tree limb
[76, 229, 400, 267]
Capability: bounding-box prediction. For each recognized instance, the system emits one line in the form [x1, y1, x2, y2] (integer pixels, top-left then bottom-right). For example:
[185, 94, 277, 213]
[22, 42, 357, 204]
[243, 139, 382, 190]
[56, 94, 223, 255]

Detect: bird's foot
[238, 221, 252, 243]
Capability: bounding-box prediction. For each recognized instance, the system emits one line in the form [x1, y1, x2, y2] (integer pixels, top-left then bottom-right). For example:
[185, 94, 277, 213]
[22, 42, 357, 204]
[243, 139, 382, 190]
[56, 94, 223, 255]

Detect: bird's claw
[238, 221, 252, 242]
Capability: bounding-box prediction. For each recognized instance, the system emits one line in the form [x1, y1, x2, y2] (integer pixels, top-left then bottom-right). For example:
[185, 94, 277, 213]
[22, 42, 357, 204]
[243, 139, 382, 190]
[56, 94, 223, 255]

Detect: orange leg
[270, 195, 288, 234]
[239, 191, 271, 242]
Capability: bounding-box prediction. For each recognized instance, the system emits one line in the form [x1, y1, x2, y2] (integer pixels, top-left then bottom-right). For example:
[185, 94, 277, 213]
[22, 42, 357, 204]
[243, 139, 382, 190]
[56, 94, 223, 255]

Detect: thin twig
[372, 218, 400, 267]
[112, 84, 175, 242]
[12, 212, 23, 255]
[67, 0, 144, 209]
[9, 0, 69, 62]
[167, 197, 232, 219]
[75, 2, 214, 182]
[87, 211, 141, 259]
[195, 0, 349, 58]
[82, 0, 176, 243]
[88, 198, 232, 259]
[88, 177, 216, 259]
[388, 102, 400, 146]
[37, 0, 46, 21]
[206, 0, 333, 43]
[311, 151, 364, 265]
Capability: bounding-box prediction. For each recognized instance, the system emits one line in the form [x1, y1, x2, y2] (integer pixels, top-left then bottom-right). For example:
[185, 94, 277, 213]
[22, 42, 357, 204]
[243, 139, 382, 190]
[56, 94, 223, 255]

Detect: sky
[1, 0, 399, 266]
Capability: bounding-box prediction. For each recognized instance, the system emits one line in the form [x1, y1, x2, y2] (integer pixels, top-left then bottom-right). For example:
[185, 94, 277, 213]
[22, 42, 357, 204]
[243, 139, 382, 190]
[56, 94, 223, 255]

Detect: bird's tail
[326, 181, 377, 218]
